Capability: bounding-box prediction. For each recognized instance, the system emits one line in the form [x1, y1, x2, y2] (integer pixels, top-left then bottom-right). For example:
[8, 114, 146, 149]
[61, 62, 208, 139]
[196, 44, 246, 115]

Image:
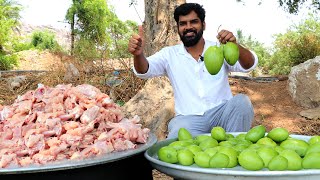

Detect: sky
[17, 0, 309, 46]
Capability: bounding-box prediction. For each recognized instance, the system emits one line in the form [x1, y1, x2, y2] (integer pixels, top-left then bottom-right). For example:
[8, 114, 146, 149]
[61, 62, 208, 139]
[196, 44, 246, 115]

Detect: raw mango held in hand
[223, 42, 239, 66]
[204, 45, 224, 75]
[203, 42, 239, 75]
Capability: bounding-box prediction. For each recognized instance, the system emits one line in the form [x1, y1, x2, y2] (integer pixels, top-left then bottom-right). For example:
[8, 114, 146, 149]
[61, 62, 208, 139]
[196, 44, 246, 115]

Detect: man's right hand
[128, 25, 144, 56]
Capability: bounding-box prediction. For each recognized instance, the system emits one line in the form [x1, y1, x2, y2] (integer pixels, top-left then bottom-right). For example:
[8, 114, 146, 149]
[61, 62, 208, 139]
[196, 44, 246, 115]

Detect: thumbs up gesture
[128, 25, 145, 56]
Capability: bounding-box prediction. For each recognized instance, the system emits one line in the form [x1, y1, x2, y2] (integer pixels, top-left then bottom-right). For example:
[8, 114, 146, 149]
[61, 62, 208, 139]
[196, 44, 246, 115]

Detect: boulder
[123, 77, 174, 140]
[299, 107, 320, 120]
[6, 75, 26, 90]
[63, 63, 80, 83]
[288, 56, 320, 108]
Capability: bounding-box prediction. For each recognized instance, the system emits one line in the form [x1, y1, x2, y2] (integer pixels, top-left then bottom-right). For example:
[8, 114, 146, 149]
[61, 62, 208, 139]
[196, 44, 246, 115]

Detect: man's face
[178, 11, 205, 47]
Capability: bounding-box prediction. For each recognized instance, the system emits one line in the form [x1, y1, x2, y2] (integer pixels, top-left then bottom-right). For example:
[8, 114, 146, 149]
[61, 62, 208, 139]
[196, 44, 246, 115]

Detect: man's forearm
[134, 54, 149, 74]
[238, 44, 255, 69]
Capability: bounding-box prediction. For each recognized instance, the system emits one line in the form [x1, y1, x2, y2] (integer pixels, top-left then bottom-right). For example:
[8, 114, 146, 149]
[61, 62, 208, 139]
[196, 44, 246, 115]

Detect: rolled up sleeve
[132, 63, 152, 79]
[132, 48, 168, 79]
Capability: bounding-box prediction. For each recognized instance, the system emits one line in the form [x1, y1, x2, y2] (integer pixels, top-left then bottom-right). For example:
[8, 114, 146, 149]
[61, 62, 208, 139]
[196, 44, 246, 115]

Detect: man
[128, 3, 258, 139]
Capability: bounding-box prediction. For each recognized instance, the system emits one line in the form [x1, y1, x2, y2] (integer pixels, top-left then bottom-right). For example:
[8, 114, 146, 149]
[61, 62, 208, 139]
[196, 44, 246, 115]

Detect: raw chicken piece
[0, 84, 150, 168]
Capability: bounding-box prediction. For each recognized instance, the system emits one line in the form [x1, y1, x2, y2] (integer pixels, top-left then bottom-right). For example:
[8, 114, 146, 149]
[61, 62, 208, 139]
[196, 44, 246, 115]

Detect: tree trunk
[124, 0, 186, 140]
[70, 13, 75, 56]
[143, 0, 185, 56]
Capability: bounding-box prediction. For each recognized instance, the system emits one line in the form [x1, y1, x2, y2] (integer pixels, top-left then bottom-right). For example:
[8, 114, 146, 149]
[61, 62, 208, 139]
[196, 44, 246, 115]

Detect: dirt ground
[152, 78, 320, 180]
[10, 50, 319, 136]
[2, 50, 320, 179]
[230, 78, 320, 135]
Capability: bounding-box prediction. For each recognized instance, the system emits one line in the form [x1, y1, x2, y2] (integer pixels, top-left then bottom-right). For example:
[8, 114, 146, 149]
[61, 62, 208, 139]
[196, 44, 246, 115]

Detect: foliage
[109, 20, 138, 58]
[65, 0, 110, 57]
[0, 53, 18, 70]
[0, 0, 21, 53]
[67, 0, 110, 46]
[73, 38, 100, 62]
[237, 0, 319, 14]
[267, 13, 320, 75]
[0, 0, 21, 70]
[278, 0, 320, 14]
[11, 38, 33, 52]
[31, 30, 62, 51]
[236, 29, 271, 74]
[65, 0, 137, 61]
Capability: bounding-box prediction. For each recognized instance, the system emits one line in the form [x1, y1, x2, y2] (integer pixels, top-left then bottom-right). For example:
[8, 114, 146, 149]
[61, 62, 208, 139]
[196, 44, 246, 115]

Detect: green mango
[178, 128, 193, 141]
[280, 138, 309, 157]
[302, 152, 320, 169]
[199, 138, 218, 151]
[245, 125, 266, 143]
[158, 146, 178, 164]
[257, 147, 279, 167]
[256, 137, 277, 147]
[204, 45, 224, 75]
[268, 155, 288, 171]
[238, 149, 264, 170]
[267, 127, 289, 143]
[280, 149, 302, 170]
[223, 42, 239, 66]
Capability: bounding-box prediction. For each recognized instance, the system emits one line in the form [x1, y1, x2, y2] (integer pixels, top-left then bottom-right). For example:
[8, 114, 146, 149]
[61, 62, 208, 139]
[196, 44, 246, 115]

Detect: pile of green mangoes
[157, 125, 320, 171]
[204, 42, 239, 75]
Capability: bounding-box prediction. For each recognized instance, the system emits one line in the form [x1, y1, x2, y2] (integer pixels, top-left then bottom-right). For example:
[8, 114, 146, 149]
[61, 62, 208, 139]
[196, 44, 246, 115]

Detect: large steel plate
[145, 132, 320, 180]
[0, 132, 157, 174]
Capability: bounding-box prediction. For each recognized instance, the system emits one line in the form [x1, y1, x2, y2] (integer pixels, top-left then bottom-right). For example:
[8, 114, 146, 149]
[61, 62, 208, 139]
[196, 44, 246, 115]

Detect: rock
[10, 81, 21, 89]
[229, 72, 252, 78]
[63, 63, 80, 83]
[288, 56, 320, 108]
[276, 75, 288, 81]
[123, 77, 174, 140]
[83, 61, 97, 75]
[299, 107, 320, 120]
[6, 75, 26, 90]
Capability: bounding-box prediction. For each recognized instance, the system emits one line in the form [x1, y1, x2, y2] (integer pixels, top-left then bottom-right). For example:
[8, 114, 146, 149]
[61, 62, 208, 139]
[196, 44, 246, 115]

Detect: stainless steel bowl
[0, 132, 157, 174]
[145, 132, 320, 180]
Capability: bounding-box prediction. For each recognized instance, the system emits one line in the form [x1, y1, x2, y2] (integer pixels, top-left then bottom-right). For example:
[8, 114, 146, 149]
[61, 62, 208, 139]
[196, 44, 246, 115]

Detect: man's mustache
[183, 29, 197, 36]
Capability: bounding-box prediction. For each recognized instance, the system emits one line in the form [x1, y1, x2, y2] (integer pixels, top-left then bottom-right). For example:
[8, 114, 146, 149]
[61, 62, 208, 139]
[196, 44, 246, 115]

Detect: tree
[143, 0, 185, 56]
[267, 13, 320, 75]
[278, 0, 320, 14]
[0, 0, 21, 70]
[66, 0, 110, 56]
[109, 19, 138, 58]
[122, 0, 185, 140]
[66, 0, 137, 59]
[237, 0, 319, 14]
[0, 0, 21, 53]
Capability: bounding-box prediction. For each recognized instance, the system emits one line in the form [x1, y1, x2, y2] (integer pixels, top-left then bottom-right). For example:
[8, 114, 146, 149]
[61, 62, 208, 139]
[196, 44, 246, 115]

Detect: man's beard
[179, 28, 204, 47]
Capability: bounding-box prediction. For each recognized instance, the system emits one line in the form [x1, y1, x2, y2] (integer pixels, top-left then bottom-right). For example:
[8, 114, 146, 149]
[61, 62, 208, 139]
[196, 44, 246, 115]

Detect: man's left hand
[216, 30, 237, 44]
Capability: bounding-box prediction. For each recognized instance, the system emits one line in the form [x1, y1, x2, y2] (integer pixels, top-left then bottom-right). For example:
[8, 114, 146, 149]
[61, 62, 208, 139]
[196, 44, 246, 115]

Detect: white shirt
[133, 40, 258, 116]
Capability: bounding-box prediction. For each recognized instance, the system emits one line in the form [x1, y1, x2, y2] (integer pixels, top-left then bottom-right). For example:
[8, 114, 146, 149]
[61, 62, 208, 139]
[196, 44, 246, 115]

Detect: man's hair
[174, 3, 206, 24]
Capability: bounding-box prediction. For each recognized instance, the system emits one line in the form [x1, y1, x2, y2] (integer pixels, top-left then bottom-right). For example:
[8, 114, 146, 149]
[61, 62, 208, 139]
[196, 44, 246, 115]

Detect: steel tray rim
[145, 132, 320, 179]
[0, 132, 157, 174]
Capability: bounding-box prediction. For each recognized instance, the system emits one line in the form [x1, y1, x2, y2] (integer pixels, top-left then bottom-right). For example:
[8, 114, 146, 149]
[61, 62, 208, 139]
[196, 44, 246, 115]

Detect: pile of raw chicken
[0, 84, 150, 168]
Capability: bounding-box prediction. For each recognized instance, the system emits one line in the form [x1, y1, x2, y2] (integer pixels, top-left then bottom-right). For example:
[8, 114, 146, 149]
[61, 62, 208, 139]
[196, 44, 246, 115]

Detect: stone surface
[6, 75, 26, 90]
[123, 77, 174, 140]
[63, 63, 80, 83]
[288, 56, 320, 108]
[299, 107, 320, 120]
